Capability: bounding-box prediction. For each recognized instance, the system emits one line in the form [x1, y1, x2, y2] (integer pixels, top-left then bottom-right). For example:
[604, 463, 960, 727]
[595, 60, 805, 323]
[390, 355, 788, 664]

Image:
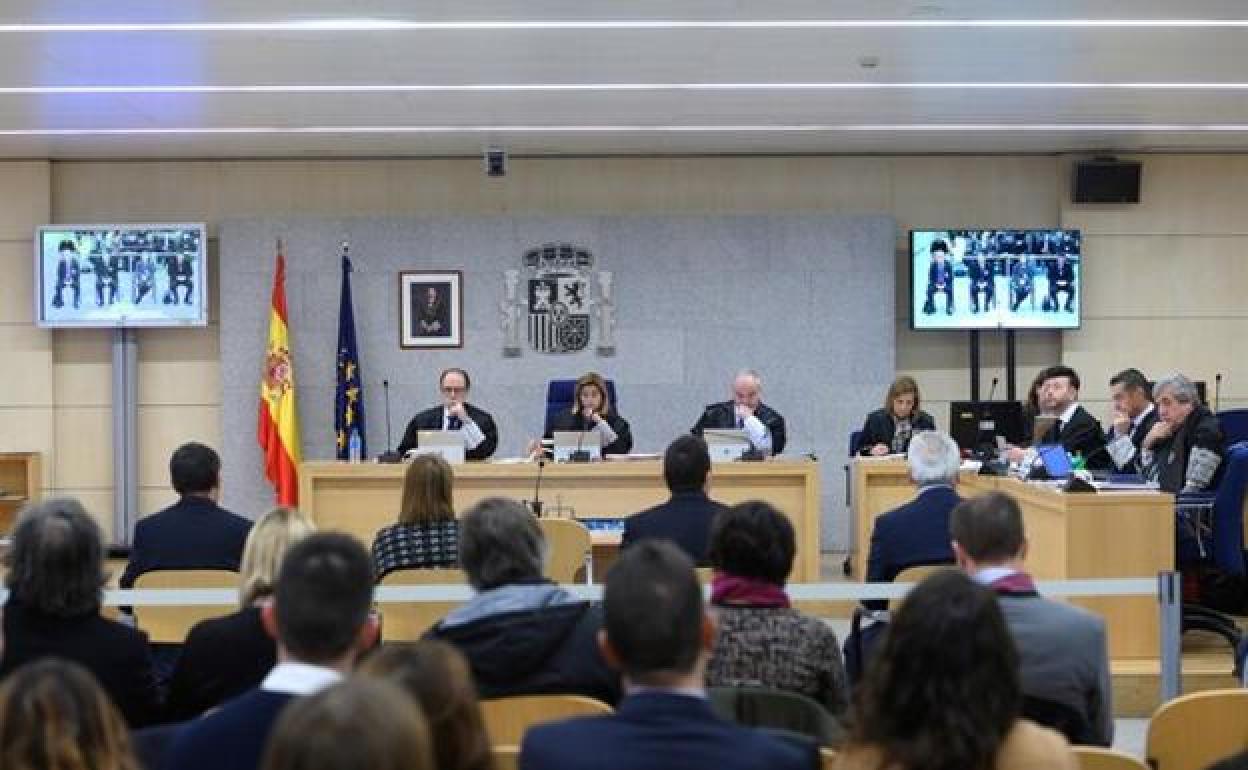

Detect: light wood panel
[1080, 235, 1248, 320]
[0, 241, 36, 324]
[0, 406, 54, 488]
[0, 325, 53, 406]
[0, 161, 49, 237]
[136, 405, 221, 488]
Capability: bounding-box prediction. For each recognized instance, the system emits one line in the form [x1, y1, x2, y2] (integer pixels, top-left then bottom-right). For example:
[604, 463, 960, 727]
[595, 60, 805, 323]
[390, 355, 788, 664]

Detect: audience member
[428, 498, 618, 704]
[857, 376, 936, 457]
[1208, 752, 1248, 770]
[951, 492, 1112, 746]
[371, 454, 459, 579]
[706, 500, 848, 717]
[621, 435, 727, 564]
[164, 506, 316, 721]
[1018, 369, 1047, 446]
[0, 498, 159, 726]
[0, 659, 140, 770]
[521, 541, 815, 770]
[162, 533, 379, 770]
[1142, 372, 1225, 493]
[835, 570, 1074, 770]
[863, 431, 962, 609]
[360, 641, 492, 770]
[121, 442, 251, 588]
[1105, 367, 1158, 474]
[260, 679, 433, 770]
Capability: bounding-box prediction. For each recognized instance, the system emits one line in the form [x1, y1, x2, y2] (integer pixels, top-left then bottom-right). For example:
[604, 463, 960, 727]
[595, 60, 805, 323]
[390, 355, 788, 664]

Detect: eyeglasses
[441, 386, 468, 394]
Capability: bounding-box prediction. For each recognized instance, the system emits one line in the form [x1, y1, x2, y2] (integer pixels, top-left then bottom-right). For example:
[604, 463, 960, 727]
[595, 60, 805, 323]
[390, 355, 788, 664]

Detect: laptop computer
[553, 430, 602, 462]
[703, 428, 752, 462]
[1031, 444, 1073, 480]
[406, 430, 466, 465]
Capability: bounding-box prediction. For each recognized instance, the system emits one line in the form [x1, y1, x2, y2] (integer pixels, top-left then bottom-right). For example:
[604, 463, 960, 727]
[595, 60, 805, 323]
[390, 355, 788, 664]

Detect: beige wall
[0, 153, 1234, 540]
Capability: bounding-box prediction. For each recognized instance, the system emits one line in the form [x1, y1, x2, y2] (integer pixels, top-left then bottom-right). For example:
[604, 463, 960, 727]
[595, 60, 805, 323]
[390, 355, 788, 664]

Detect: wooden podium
[299, 458, 823, 581]
[850, 457, 1174, 659]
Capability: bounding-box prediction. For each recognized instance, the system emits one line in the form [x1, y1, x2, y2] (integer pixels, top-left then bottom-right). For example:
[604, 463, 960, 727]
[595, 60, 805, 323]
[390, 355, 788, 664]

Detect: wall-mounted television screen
[35, 224, 208, 328]
[910, 229, 1081, 331]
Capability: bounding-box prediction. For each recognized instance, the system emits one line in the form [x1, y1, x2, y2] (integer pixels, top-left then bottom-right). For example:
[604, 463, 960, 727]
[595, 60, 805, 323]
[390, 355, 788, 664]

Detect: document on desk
[1093, 480, 1160, 492]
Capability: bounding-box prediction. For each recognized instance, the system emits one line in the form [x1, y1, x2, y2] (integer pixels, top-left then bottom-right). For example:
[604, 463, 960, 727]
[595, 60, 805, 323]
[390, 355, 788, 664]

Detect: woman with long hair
[857, 376, 936, 456]
[371, 454, 459, 579]
[835, 570, 1074, 770]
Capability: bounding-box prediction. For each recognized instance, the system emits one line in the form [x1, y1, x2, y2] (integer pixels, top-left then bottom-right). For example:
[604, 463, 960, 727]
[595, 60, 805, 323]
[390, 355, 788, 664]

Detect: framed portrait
[399, 270, 463, 349]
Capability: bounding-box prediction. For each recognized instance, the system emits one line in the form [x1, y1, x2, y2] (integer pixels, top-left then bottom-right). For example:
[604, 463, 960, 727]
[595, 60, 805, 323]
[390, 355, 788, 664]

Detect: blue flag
[334, 252, 366, 459]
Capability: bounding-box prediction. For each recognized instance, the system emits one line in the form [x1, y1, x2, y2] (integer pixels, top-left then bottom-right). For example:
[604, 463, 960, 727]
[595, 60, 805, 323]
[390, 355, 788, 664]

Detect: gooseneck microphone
[528, 457, 547, 516]
[377, 379, 402, 463]
[570, 410, 592, 463]
[987, 376, 999, 402]
[1215, 373, 1223, 412]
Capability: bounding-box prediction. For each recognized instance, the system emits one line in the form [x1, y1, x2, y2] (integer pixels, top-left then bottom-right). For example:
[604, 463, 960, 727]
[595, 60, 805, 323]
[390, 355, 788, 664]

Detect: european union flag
[334, 249, 366, 459]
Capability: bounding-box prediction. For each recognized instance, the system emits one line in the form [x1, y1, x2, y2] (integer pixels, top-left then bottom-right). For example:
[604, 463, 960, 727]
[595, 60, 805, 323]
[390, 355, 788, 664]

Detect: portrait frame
[399, 270, 463, 349]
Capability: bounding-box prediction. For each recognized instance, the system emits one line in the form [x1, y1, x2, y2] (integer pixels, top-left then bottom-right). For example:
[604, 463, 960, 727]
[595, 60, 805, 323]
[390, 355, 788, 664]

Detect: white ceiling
[2, 1, 1248, 158]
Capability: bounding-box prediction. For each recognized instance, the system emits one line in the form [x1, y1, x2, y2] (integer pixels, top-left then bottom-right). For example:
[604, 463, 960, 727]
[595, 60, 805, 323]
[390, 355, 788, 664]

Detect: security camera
[484, 146, 506, 177]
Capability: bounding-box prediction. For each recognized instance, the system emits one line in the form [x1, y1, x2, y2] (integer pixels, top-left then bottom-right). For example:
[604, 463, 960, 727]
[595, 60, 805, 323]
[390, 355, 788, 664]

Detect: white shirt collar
[261, 662, 342, 696]
[1057, 402, 1080, 424]
[973, 566, 1019, 586]
[1133, 402, 1155, 429]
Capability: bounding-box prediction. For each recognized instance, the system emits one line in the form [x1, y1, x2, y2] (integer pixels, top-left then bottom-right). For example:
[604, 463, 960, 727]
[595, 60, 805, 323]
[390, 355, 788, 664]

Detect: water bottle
[347, 427, 362, 463]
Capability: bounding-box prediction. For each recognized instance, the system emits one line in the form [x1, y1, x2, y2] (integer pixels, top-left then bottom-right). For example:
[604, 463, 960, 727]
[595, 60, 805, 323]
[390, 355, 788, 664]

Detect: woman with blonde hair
[857, 376, 936, 456]
[371, 454, 459, 579]
[0, 659, 140, 770]
[164, 506, 315, 720]
[543, 371, 633, 456]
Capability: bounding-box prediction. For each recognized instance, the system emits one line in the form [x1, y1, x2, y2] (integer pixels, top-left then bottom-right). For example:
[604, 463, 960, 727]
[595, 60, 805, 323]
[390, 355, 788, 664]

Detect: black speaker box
[1073, 160, 1141, 203]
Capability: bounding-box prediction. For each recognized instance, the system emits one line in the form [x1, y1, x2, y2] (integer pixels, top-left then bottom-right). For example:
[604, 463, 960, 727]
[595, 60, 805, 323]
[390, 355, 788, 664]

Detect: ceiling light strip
[1, 20, 1248, 32]
[5, 124, 1248, 136]
[5, 82, 1248, 93]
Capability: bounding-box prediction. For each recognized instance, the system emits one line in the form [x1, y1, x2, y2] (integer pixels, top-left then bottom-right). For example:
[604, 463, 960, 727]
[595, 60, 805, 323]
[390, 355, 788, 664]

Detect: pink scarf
[710, 573, 791, 609]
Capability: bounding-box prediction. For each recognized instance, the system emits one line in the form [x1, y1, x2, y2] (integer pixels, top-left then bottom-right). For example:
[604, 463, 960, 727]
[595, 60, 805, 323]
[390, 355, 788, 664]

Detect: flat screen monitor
[911, 229, 1081, 331]
[949, 400, 1026, 451]
[36, 224, 207, 328]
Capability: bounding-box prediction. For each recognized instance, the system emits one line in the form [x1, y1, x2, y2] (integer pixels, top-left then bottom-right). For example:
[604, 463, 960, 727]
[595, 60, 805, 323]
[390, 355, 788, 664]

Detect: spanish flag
[258, 240, 301, 506]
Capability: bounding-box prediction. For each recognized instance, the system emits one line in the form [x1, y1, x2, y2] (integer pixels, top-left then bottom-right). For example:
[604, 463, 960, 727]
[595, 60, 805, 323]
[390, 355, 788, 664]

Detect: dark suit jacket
[397, 403, 499, 460]
[856, 408, 936, 456]
[161, 689, 294, 770]
[693, 401, 787, 455]
[164, 606, 276, 722]
[1040, 405, 1110, 471]
[927, 260, 953, 289]
[0, 598, 160, 727]
[520, 692, 816, 770]
[622, 490, 728, 565]
[546, 411, 634, 455]
[864, 485, 961, 609]
[120, 496, 251, 589]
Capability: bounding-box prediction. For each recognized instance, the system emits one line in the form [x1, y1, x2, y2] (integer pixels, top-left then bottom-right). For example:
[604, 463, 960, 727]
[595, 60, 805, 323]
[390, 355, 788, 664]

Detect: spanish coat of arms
[500, 243, 615, 356]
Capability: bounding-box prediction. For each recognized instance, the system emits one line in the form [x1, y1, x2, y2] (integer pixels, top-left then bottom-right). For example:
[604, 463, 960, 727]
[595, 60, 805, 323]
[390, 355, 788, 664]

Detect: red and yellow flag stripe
[258, 242, 301, 506]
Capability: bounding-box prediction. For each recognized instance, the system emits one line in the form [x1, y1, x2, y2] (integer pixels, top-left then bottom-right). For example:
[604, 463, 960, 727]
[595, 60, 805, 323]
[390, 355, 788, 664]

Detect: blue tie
[735, 416, 744, 430]
[447, 415, 462, 431]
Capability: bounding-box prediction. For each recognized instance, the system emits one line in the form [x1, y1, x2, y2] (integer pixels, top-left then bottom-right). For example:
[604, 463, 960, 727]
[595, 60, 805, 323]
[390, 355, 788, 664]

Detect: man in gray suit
[950, 491, 1113, 746]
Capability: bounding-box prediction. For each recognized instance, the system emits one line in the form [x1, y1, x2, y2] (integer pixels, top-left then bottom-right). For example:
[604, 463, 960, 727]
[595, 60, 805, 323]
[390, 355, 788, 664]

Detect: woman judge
[857, 376, 936, 456]
[543, 372, 633, 456]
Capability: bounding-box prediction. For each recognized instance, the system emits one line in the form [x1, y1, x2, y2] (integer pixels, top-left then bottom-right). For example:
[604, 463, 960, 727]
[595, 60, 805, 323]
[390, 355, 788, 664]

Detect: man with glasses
[397, 367, 499, 460]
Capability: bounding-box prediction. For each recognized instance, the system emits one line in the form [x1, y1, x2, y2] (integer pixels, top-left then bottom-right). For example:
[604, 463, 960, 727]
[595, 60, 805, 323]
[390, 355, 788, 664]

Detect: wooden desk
[850, 457, 1174, 659]
[300, 459, 823, 581]
[0, 453, 41, 535]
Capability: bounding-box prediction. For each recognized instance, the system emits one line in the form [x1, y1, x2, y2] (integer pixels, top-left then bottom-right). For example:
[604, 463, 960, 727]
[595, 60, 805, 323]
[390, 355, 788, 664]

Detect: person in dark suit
[1035, 365, 1109, 471]
[921, 239, 954, 315]
[622, 435, 727, 564]
[857, 375, 937, 456]
[1142, 372, 1225, 494]
[519, 541, 815, 770]
[863, 431, 963, 610]
[120, 442, 252, 589]
[545, 371, 633, 455]
[1105, 368, 1158, 474]
[692, 370, 786, 455]
[952, 492, 1113, 746]
[1009, 254, 1035, 312]
[0, 498, 160, 727]
[1044, 254, 1076, 312]
[51, 239, 81, 309]
[965, 252, 996, 313]
[164, 506, 316, 722]
[397, 367, 499, 460]
[161, 533, 380, 770]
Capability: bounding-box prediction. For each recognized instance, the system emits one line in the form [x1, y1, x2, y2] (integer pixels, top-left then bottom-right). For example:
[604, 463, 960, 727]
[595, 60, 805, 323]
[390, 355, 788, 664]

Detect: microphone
[986, 377, 999, 402]
[527, 457, 546, 516]
[569, 410, 592, 463]
[376, 379, 402, 463]
[1215, 373, 1223, 412]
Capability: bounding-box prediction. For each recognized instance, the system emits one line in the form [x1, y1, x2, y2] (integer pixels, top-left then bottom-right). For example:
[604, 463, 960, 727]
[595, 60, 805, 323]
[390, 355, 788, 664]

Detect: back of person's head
[5, 498, 104, 617]
[708, 500, 795, 586]
[399, 454, 455, 526]
[949, 492, 1026, 566]
[458, 497, 545, 591]
[0, 659, 139, 770]
[604, 540, 706, 684]
[169, 442, 221, 497]
[271, 533, 375, 665]
[261, 679, 433, 770]
[852, 570, 1020, 770]
[359, 642, 491, 770]
[663, 435, 711, 494]
[906, 431, 961, 487]
[239, 506, 317, 607]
